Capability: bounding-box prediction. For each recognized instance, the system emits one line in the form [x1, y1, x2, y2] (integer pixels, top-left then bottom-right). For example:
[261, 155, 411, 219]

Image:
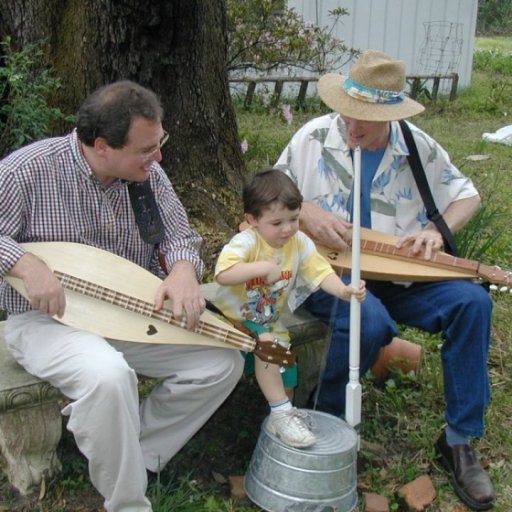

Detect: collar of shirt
[70, 129, 129, 192]
[323, 114, 410, 160]
[324, 114, 351, 157]
[70, 129, 99, 183]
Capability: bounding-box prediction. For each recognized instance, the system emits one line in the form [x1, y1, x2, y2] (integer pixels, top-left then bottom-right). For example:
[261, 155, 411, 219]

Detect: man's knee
[470, 283, 493, 310]
[227, 350, 245, 380]
[453, 282, 493, 316]
[81, 354, 137, 397]
[199, 349, 245, 384]
[361, 298, 397, 345]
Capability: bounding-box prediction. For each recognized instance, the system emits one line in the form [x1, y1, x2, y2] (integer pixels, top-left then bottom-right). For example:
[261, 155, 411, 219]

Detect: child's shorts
[242, 320, 297, 388]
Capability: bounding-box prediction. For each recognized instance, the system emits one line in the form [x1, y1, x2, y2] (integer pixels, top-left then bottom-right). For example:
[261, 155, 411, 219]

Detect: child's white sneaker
[266, 408, 316, 448]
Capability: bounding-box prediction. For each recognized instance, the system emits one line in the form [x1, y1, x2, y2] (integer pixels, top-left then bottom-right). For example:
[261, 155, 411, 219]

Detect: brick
[228, 475, 248, 501]
[364, 492, 389, 512]
[398, 474, 436, 511]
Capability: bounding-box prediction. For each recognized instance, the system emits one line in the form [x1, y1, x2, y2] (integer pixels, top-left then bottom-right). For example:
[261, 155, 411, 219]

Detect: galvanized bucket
[244, 409, 358, 512]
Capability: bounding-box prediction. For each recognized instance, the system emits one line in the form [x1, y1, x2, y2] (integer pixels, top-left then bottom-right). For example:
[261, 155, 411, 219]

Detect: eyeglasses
[139, 130, 169, 163]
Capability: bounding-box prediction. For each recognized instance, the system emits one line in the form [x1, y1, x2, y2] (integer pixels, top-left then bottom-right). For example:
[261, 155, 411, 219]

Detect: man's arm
[154, 171, 205, 280]
[299, 202, 352, 251]
[439, 195, 481, 233]
[8, 252, 66, 317]
[397, 195, 481, 259]
[151, 169, 206, 330]
[154, 260, 205, 331]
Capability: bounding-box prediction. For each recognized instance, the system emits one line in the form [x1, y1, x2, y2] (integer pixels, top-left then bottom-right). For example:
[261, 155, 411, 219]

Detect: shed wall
[288, 0, 478, 88]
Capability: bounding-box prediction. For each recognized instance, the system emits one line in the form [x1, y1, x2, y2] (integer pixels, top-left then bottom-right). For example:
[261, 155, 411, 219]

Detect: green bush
[0, 37, 75, 157]
[447, 47, 512, 116]
[477, 0, 512, 36]
[473, 48, 512, 74]
[227, 0, 358, 74]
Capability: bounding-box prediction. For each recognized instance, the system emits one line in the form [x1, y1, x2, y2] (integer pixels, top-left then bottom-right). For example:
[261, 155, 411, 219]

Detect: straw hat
[317, 50, 425, 122]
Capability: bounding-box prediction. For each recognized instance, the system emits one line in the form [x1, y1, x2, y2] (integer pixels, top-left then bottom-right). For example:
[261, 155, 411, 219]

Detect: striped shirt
[0, 130, 204, 314]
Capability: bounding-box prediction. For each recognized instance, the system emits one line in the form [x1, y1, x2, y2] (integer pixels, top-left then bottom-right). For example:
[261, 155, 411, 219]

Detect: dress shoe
[435, 430, 495, 510]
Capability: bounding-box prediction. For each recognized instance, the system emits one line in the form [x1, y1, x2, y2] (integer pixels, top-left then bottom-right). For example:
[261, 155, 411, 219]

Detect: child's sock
[269, 398, 292, 413]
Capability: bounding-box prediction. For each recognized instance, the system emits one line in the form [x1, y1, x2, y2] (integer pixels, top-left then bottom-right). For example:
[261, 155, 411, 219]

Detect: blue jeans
[304, 277, 492, 437]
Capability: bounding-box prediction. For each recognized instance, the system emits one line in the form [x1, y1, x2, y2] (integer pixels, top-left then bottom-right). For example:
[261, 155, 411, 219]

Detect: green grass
[2, 39, 512, 511]
[476, 36, 512, 53]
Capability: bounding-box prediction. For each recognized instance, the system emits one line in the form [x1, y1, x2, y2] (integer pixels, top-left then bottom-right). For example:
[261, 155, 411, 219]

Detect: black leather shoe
[435, 430, 495, 510]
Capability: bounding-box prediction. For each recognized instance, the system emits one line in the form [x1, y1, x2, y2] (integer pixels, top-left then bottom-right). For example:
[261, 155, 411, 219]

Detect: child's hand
[263, 260, 282, 284]
[341, 280, 366, 302]
[258, 332, 274, 342]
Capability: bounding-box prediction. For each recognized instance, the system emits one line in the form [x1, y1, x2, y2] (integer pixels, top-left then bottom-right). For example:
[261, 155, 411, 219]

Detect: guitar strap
[399, 120, 459, 256]
[205, 300, 260, 342]
[128, 180, 165, 245]
[204, 300, 297, 367]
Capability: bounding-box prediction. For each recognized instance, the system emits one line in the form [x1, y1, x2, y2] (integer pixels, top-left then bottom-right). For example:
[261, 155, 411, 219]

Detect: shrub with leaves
[0, 36, 75, 157]
[477, 0, 512, 36]
[470, 47, 512, 114]
[473, 47, 512, 75]
[227, 0, 358, 75]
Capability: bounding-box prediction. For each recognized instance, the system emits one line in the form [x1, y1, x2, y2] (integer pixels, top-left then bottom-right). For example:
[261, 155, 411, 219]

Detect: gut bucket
[244, 409, 358, 512]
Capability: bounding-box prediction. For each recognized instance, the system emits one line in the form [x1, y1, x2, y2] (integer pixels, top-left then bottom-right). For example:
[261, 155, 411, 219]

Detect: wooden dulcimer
[314, 227, 512, 288]
[5, 242, 295, 367]
[238, 221, 511, 287]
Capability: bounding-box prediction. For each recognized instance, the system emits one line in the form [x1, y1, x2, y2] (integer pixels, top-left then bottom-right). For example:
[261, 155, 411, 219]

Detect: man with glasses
[0, 81, 244, 511]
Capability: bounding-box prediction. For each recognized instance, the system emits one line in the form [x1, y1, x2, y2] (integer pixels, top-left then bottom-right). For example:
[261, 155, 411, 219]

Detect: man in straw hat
[275, 50, 495, 510]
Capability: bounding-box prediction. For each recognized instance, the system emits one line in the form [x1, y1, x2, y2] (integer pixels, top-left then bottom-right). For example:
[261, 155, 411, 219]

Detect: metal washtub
[244, 409, 358, 511]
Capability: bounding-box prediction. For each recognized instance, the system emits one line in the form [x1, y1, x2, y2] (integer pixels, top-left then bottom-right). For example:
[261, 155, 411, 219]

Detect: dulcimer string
[54, 270, 256, 352]
[312, 228, 511, 287]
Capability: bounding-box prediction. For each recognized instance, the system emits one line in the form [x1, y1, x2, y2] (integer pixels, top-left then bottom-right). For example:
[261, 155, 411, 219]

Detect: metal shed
[288, 0, 478, 91]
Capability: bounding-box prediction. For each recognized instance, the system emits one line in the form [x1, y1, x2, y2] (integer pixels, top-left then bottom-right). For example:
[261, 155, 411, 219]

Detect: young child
[214, 169, 366, 448]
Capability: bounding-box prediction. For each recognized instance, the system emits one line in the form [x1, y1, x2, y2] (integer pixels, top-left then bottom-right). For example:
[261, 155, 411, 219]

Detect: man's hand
[397, 227, 443, 260]
[10, 253, 66, 317]
[300, 202, 351, 250]
[154, 260, 205, 331]
[397, 196, 480, 260]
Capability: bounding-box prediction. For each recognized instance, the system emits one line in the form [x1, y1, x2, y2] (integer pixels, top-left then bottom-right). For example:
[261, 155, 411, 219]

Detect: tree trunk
[0, 0, 245, 254]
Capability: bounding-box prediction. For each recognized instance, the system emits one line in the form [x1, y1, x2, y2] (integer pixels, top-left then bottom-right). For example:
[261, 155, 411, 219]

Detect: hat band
[343, 77, 404, 105]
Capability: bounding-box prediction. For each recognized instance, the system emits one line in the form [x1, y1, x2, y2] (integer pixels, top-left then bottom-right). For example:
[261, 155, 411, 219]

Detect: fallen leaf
[211, 470, 228, 484]
[39, 475, 46, 500]
[466, 154, 490, 161]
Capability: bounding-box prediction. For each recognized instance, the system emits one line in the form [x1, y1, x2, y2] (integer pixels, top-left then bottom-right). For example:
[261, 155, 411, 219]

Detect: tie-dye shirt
[275, 113, 478, 237]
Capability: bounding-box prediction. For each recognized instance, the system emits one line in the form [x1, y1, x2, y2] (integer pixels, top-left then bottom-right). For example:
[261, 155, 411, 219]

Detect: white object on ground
[482, 125, 512, 145]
